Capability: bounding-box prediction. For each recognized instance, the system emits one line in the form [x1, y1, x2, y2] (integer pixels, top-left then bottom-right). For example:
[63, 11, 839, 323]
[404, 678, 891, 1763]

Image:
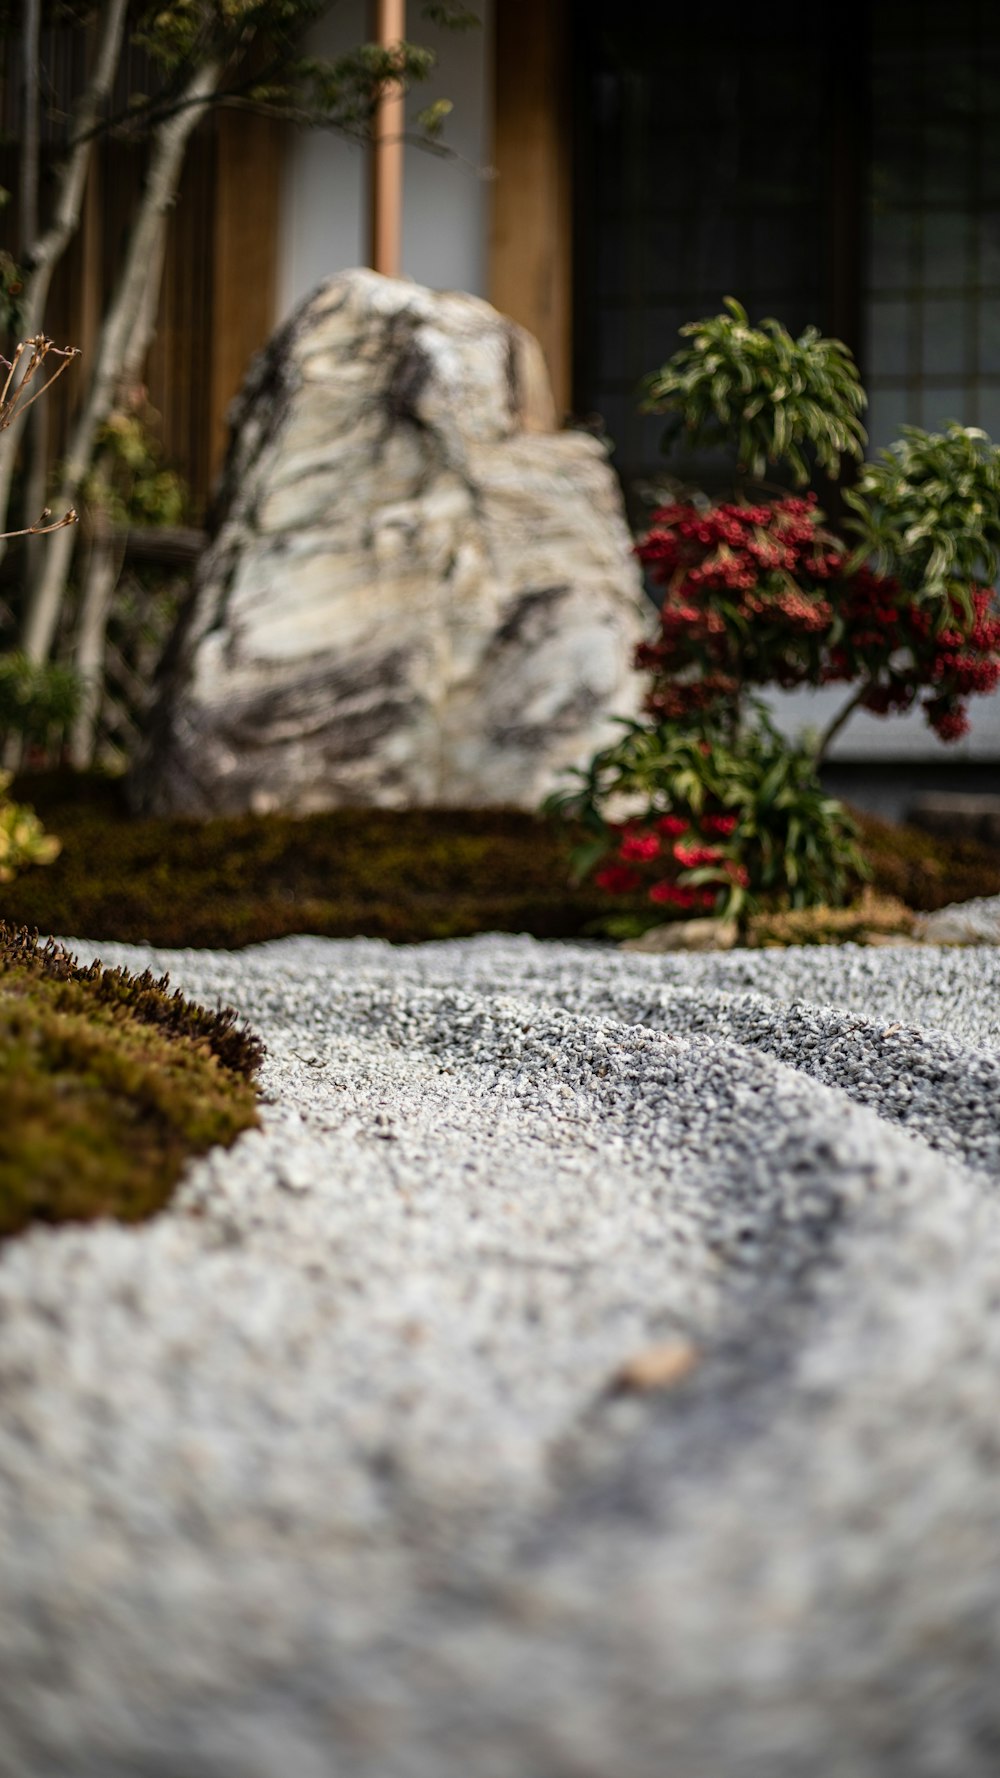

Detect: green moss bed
[0, 922, 263, 1241]
[3, 771, 999, 951]
[0, 774, 624, 947]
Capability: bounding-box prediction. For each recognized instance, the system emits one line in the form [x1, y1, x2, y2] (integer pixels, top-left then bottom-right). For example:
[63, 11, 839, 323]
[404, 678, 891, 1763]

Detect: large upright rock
[136, 270, 646, 815]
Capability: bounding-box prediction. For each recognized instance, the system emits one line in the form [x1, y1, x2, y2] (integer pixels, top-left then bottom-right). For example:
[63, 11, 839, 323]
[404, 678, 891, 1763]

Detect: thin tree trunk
[22, 400, 50, 593]
[69, 472, 120, 768]
[20, 0, 48, 585]
[21, 56, 222, 666]
[814, 682, 870, 765]
[0, 0, 130, 557]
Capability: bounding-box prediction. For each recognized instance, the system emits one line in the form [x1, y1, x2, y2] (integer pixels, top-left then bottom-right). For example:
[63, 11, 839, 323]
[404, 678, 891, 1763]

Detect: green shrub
[0, 651, 79, 751]
[552, 299, 1000, 924]
[844, 422, 1000, 610]
[0, 769, 61, 882]
[642, 295, 867, 485]
[546, 711, 867, 926]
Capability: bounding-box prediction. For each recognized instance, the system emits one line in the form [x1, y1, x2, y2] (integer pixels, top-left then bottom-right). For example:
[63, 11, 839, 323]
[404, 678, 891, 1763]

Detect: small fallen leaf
[610, 1339, 700, 1395]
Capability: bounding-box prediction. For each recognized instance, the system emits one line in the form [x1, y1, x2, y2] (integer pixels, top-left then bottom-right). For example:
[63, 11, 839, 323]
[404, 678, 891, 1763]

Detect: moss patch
[851, 806, 1000, 912]
[2, 772, 999, 951]
[745, 890, 916, 948]
[0, 924, 263, 1240]
[1, 774, 628, 947]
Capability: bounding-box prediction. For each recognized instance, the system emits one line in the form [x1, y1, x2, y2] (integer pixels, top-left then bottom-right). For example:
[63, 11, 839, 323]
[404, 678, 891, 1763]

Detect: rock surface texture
[2, 934, 1000, 1778]
[136, 271, 645, 815]
[914, 891, 1000, 944]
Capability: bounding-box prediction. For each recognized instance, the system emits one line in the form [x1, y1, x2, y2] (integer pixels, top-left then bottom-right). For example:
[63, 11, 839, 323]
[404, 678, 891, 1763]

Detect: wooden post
[207, 111, 284, 485]
[489, 0, 573, 417]
[370, 0, 406, 277]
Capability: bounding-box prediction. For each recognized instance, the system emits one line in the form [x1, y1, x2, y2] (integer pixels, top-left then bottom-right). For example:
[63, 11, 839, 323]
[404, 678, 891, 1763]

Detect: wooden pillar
[208, 111, 284, 484]
[370, 0, 406, 277]
[489, 0, 573, 417]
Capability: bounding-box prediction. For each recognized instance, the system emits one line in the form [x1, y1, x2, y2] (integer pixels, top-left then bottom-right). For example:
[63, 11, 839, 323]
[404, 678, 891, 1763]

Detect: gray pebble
[1, 932, 999, 1778]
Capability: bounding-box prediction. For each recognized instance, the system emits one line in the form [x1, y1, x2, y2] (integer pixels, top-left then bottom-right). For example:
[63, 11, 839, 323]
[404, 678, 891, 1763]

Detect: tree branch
[21, 55, 223, 665]
[0, 508, 77, 542]
[0, 0, 130, 557]
[814, 682, 871, 764]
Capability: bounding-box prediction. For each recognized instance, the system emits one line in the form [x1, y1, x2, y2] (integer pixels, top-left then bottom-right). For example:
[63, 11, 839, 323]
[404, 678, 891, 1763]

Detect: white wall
[767, 682, 1000, 765]
[278, 0, 494, 319]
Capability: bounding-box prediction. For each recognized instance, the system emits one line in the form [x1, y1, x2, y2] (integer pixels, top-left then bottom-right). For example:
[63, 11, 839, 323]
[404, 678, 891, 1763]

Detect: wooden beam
[489, 0, 572, 417]
[370, 0, 406, 277]
[121, 524, 205, 566]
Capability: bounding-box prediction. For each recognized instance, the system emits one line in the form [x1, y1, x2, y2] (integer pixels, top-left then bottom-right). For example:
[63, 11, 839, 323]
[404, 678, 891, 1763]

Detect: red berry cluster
[822, 573, 1000, 741]
[636, 496, 839, 717]
[635, 500, 1000, 740]
[594, 813, 749, 911]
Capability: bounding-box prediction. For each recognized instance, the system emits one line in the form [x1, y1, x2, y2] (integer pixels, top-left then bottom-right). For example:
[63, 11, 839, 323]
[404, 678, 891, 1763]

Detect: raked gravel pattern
[2, 932, 1000, 1778]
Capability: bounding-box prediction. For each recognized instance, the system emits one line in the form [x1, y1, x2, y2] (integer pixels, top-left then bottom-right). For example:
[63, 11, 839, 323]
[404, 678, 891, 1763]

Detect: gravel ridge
[1, 933, 999, 1778]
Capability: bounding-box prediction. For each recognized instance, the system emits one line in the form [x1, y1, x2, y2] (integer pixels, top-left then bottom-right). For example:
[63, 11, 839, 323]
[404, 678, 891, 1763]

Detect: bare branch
[0, 337, 81, 433]
[0, 508, 78, 543]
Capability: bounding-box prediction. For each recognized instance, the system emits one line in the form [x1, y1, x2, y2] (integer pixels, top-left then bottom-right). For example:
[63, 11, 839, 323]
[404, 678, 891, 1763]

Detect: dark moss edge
[0, 924, 265, 1241]
[0, 923, 265, 1076]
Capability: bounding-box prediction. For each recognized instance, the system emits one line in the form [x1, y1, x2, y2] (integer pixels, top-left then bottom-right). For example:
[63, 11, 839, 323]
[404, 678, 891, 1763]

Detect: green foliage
[420, 2, 480, 27]
[843, 423, 1000, 613]
[416, 96, 453, 138]
[0, 651, 80, 747]
[548, 724, 727, 838]
[286, 43, 433, 133]
[0, 772, 60, 883]
[134, 0, 329, 72]
[85, 408, 188, 528]
[0, 923, 261, 1240]
[547, 712, 869, 921]
[95, 563, 187, 772]
[130, 0, 470, 142]
[561, 298, 1000, 932]
[642, 296, 867, 486]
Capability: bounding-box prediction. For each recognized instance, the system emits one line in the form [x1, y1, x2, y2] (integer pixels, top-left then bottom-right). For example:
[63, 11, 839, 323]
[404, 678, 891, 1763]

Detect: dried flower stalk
[0, 336, 80, 541]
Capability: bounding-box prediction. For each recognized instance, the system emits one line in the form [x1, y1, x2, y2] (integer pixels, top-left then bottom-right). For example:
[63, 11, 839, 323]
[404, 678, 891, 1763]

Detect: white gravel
[2, 932, 1000, 1778]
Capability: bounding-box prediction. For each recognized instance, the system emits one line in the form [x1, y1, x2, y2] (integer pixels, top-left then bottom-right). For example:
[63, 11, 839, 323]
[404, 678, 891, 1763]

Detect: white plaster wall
[766, 682, 1000, 766]
[278, 0, 494, 320]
